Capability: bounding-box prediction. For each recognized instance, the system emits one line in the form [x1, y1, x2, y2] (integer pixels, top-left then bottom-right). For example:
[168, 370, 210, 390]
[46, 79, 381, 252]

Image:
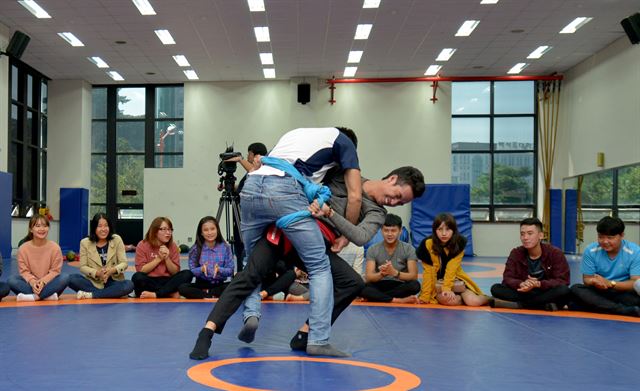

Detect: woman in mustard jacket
[417, 213, 488, 306]
[68, 213, 134, 299]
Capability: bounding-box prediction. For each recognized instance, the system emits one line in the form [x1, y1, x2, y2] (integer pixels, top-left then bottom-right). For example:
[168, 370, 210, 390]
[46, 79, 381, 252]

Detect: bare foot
[285, 294, 306, 301]
[354, 297, 367, 302]
[169, 292, 180, 299]
[140, 291, 157, 299]
[392, 296, 419, 304]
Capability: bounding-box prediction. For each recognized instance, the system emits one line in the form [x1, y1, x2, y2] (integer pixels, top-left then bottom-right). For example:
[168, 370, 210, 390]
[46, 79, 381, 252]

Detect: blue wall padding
[564, 189, 578, 253]
[59, 188, 89, 253]
[549, 189, 562, 248]
[0, 171, 12, 259]
[410, 184, 474, 256]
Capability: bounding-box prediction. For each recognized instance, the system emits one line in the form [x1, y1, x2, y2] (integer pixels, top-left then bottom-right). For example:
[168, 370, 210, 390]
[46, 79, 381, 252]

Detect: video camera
[218, 145, 242, 176]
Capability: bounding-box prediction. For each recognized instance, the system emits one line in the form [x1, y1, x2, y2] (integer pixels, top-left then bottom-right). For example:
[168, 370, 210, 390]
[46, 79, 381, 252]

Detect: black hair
[89, 212, 114, 242]
[383, 166, 426, 199]
[335, 127, 358, 148]
[520, 217, 543, 231]
[596, 216, 625, 236]
[248, 142, 268, 156]
[430, 213, 467, 258]
[192, 216, 226, 262]
[22, 214, 50, 243]
[383, 213, 403, 228]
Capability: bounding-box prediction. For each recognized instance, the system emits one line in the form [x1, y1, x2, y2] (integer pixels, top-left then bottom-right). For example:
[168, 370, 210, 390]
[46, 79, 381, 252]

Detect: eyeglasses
[158, 228, 173, 232]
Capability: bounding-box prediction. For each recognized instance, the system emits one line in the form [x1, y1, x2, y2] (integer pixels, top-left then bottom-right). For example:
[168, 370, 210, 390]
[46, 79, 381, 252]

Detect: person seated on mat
[178, 216, 233, 300]
[489, 217, 570, 311]
[360, 214, 420, 303]
[189, 166, 425, 360]
[0, 253, 10, 301]
[132, 217, 193, 299]
[9, 214, 69, 302]
[570, 216, 640, 317]
[258, 261, 309, 301]
[417, 213, 488, 306]
[68, 213, 134, 300]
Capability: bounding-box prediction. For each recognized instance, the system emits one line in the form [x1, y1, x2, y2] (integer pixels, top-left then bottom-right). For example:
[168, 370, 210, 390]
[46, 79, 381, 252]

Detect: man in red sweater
[490, 217, 571, 311]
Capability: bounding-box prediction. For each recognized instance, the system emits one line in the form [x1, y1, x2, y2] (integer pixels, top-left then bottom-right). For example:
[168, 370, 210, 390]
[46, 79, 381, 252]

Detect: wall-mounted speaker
[297, 83, 311, 105]
[621, 13, 640, 45]
[5, 31, 31, 59]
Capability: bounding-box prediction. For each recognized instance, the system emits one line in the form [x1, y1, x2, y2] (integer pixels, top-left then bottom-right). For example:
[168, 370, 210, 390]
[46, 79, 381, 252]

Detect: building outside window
[451, 81, 536, 222]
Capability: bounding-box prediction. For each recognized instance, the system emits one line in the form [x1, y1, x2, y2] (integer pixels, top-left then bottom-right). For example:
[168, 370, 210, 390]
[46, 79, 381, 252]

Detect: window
[90, 85, 183, 221]
[569, 164, 640, 223]
[451, 81, 536, 222]
[8, 59, 48, 217]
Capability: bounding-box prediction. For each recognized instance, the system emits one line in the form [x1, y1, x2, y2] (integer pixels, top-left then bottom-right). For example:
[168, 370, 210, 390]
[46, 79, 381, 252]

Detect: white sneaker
[76, 290, 93, 300]
[272, 292, 285, 301]
[43, 293, 59, 301]
[16, 293, 36, 302]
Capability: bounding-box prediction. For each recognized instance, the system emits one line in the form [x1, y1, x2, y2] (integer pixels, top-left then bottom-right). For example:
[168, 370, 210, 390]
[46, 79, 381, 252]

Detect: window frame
[8, 58, 49, 218]
[451, 81, 538, 222]
[90, 84, 184, 222]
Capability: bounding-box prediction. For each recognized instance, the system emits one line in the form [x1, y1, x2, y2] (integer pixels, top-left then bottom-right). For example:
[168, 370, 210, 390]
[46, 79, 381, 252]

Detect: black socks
[189, 328, 214, 360]
[290, 331, 308, 351]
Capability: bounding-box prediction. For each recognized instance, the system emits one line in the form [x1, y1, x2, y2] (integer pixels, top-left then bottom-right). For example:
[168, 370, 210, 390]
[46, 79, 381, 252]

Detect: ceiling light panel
[480, 0, 499, 4]
[88, 56, 109, 68]
[132, 0, 156, 15]
[347, 51, 363, 63]
[263, 68, 276, 78]
[362, 0, 381, 8]
[354, 24, 373, 40]
[18, 0, 51, 18]
[172, 55, 190, 67]
[259, 53, 274, 65]
[247, 0, 265, 12]
[455, 20, 480, 37]
[343, 67, 358, 77]
[507, 63, 528, 74]
[527, 46, 552, 59]
[58, 32, 84, 47]
[154, 29, 176, 45]
[107, 71, 124, 81]
[254, 26, 270, 42]
[424, 65, 442, 76]
[559, 17, 593, 34]
[183, 70, 199, 80]
[436, 48, 456, 61]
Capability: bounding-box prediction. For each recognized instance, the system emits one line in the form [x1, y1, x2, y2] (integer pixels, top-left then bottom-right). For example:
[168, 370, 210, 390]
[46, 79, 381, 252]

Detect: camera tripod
[215, 172, 244, 271]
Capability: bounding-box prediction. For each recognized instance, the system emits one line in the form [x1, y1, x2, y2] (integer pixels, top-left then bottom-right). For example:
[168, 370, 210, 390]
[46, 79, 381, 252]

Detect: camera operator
[222, 142, 268, 271]
[225, 142, 268, 193]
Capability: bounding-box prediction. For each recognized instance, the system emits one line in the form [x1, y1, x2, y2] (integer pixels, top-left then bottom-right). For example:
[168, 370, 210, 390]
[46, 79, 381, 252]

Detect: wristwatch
[610, 280, 617, 289]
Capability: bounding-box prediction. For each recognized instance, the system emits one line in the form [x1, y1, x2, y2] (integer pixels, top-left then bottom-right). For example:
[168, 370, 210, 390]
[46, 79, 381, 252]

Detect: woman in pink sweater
[131, 217, 193, 298]
[9, 214, 69, 301]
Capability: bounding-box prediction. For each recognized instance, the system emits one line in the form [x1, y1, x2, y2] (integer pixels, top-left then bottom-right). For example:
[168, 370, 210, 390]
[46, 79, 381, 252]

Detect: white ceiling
[1, 0, 638, 84]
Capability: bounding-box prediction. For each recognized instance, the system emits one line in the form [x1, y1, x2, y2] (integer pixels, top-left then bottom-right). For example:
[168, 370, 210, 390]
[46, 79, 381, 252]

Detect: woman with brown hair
[9, 214, 69, 301]
[417, 213, 488, 306]
[131, 217, 193, 298]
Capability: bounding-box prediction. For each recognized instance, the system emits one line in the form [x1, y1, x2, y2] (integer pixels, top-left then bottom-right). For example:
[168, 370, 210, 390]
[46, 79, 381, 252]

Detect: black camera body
[218, 146, 242, 175]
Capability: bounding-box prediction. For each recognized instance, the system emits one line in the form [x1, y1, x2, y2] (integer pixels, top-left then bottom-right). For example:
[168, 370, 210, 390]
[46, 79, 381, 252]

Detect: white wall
[555, 37, 640, 182]
[144, 79, 452, 247]
[46, 80, 92, 218]
[552, 37, 640, 253]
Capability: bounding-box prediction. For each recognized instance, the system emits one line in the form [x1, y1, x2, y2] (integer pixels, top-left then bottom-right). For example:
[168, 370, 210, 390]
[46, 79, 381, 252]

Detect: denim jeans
[68, 273, 134, 299]
[9, 274, 69, 299]
[240, 174, 333, 346]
